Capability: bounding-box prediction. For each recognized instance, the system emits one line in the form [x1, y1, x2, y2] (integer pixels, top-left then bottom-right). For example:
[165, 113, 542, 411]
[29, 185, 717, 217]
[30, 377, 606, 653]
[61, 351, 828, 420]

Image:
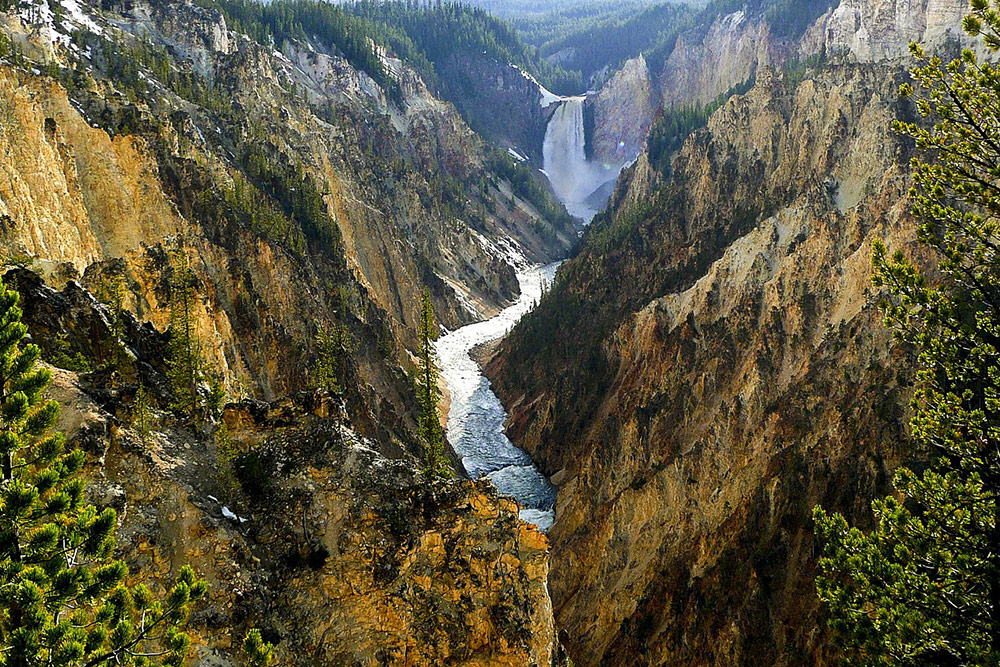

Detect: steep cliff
[587, 55, 655, 167]
[488, 14, 956, 664]
[434, 54, 555, 164]
[659, 9, 779, 109]
[801, 0, 969, 61]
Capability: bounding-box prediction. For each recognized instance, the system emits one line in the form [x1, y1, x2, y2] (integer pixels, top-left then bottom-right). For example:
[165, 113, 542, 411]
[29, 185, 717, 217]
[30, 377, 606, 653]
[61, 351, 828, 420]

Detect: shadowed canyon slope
[487, 0, 971, 664]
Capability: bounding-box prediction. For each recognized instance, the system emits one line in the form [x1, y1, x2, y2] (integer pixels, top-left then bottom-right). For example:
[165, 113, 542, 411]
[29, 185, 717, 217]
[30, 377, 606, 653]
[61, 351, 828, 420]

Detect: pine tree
[0, 274, 208, 665]
[416, 290, 448, 478]
[313, 323, 353, 397]
[131, 383, 153, 445]
[814, 4, 1000, 664]
[241, 628, 273, 667]
[165, 247, 203, 421]
[96, 270, 129, 380]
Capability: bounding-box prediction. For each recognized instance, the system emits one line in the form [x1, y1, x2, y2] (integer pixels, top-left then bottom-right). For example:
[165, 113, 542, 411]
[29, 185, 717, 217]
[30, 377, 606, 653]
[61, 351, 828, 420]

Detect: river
[435, 262, 560, 531]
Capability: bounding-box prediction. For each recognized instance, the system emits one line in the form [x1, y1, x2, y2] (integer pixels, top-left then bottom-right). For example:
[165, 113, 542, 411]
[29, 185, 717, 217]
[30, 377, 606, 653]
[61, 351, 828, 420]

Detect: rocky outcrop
[801, 0, 969, 61]
[489, 60, 930, 665]
[10, 267, 559, 666]
[49, 370, 558, 666]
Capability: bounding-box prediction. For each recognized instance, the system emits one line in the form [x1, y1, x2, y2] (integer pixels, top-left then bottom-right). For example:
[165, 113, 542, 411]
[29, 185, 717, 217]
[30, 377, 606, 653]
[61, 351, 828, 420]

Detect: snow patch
[221, 506, 248, 523]
[60, 0, 102, 34]
[507, 147, 527, 162]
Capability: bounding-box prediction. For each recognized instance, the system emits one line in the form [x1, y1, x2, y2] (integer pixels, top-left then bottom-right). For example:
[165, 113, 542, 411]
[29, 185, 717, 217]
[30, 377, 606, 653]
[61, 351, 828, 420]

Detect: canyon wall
[587, 55, 655, 167]
[488, 0, 974, 664]
[0, 0, 575, 415]
[435, 54, 555, 164]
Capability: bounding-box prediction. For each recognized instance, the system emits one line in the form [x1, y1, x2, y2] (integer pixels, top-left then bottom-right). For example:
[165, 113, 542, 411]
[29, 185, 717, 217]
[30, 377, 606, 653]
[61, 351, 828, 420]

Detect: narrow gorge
[436, 262, 560, 531]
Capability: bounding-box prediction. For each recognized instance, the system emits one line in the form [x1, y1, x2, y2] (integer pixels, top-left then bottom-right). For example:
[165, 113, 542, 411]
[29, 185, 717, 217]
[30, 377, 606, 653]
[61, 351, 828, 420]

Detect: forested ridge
[198, 0, 583, 96]
[517, 1, 694, 83]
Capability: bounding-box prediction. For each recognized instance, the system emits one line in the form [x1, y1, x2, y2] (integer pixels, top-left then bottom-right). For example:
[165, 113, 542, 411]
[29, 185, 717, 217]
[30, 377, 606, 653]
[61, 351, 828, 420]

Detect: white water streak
[435, 263, 560, 531]
[542, 97, 620, 222]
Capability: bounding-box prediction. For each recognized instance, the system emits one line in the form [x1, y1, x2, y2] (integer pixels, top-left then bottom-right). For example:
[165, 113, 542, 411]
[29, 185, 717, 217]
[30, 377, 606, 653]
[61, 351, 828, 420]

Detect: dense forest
[344, 1, 582, 93]
[513, 1, 694, 84]
[198, 0, 583, 97]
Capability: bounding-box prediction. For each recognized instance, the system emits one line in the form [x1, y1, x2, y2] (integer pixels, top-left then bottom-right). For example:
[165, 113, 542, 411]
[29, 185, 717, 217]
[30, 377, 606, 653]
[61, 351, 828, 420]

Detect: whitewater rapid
[435, 262, 560, 531]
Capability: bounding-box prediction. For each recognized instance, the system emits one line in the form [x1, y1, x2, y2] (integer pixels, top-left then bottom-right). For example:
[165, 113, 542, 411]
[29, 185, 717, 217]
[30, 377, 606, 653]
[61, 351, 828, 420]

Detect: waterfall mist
[542, 97, 621, 223]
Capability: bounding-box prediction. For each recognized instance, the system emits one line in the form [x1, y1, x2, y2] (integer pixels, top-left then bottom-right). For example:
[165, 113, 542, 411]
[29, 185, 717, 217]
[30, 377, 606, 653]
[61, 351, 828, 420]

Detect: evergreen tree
[96, 270, 130, 382]
[313, 323, 353, 398]
[165, 247, 203, 421]
[0, 274, 208, 665]
[241, 629, 273, 667]
[131, 384, 153, 445]
[814, 4, 1000, 663]
[415, 290, 448, 478]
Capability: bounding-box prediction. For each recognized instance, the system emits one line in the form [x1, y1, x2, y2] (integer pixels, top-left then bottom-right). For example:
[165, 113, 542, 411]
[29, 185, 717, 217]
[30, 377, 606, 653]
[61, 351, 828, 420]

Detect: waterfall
[542, 96, 619, 223]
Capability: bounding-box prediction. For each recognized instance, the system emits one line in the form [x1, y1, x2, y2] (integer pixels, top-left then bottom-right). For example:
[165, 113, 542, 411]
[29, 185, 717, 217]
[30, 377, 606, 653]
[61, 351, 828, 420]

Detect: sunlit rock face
[802, 0, 969, 62]
[588, 55, 655, 168]
[659, 10, 776, 109]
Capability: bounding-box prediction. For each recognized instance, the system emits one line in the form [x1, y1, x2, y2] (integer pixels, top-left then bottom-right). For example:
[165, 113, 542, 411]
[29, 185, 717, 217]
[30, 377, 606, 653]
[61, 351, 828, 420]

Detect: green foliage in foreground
[0, 275, 208, 666]
[814, 3, 1000, 663]
[242, 629, 273, 667]
[415, 290, 449, 479]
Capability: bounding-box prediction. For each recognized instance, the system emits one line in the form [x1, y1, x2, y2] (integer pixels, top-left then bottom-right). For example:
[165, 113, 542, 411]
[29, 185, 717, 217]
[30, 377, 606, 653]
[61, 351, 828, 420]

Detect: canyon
[0, 0, 982, 664]
[0, 0, 574, 662]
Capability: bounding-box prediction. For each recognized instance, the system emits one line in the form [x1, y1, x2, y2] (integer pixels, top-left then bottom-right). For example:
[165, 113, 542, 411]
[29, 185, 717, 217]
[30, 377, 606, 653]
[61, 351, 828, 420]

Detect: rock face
[435, 54, 555, 163]
[802, 0, 969, 61]
[587, 55, 655, 167]
[659, 10, 777, 109]
[488, 41, 943, 667]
